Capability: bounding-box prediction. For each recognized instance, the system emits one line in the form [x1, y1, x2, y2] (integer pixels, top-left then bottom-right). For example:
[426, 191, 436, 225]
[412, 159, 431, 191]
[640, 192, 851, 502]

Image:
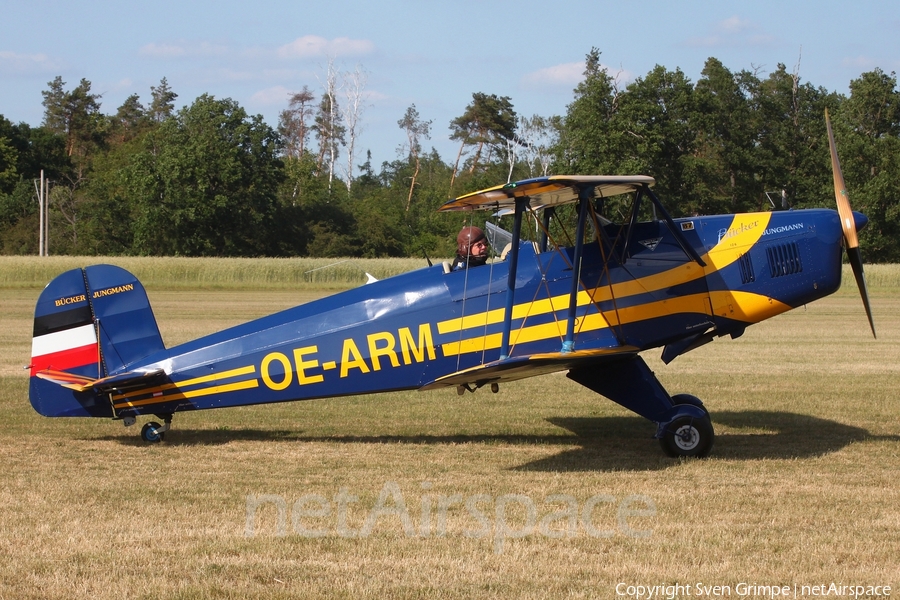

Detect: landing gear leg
[140, 414, 173, 443]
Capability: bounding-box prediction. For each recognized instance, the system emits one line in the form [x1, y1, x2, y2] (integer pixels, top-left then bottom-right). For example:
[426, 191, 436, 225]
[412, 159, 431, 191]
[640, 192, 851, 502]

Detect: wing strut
[561, 187, 593, 353]
[499, 196, 529, 360]
[539, 206, 554, 253]
[644, 185, 706, 268]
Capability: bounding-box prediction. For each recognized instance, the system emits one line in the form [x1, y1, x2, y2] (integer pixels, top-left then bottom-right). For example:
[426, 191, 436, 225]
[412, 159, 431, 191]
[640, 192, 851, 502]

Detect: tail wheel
[141, 421, 164, 443]
[660, 413, 714, 458]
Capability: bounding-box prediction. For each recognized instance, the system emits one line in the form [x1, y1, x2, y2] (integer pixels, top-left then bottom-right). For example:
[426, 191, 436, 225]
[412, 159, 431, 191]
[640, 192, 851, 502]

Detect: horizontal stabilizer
[420, 346, 638, 391]
[34, 369, 99, 392]
[35, 368, 167, 393]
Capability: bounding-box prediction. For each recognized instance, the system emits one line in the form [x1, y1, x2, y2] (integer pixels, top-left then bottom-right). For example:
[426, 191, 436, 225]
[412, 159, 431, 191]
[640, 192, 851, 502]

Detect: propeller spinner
[825, 109, 876, 338]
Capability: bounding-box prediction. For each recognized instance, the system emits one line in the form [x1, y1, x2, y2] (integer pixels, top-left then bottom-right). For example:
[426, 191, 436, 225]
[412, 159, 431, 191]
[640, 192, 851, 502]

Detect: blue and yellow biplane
[27, 114, 874, 456]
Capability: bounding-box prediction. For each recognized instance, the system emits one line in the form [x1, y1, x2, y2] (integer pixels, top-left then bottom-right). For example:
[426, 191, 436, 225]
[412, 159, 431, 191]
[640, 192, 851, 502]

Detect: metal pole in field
[44, 174, 49, 256]
[37, 170, 45, 256]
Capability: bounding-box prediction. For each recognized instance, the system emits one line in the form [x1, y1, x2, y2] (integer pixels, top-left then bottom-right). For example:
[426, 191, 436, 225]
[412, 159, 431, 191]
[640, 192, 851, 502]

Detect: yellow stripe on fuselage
[590, 213, 773, 304]
[111, 365, 258, 407]
[704, 213, 771, 269]
[440, 289, 783, 357]
[113, 379, 260, 409]
[437, 291, 594, 334]
[704, 213, 772, 319]
[442, 311, 611, 355]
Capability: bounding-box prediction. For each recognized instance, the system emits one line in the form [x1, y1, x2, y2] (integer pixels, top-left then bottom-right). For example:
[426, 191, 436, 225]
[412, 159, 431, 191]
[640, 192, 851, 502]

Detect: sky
[2, 0, 899, 170]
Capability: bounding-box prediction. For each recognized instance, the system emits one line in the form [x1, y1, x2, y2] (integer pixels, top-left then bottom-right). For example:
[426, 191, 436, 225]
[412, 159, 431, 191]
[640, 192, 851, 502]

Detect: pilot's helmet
[457, 226, 486, 255]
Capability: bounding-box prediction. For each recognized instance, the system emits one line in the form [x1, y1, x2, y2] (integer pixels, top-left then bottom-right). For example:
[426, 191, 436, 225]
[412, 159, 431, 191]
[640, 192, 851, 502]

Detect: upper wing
[438, 175, 655, 213]
[419, 346, 639, 391]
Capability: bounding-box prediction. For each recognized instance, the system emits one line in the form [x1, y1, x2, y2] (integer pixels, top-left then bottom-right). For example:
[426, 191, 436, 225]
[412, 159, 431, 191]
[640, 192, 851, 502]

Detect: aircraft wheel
[141, 421, 164, 443]
[660, 413, 714, 458]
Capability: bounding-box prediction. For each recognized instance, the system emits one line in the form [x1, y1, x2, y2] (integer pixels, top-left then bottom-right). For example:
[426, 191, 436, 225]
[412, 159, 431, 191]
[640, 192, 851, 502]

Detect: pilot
[451, 226, 489, 270]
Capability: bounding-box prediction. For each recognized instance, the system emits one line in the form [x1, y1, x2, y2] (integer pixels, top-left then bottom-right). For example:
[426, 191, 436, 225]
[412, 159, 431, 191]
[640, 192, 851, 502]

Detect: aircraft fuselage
[78, 207, 847, 420]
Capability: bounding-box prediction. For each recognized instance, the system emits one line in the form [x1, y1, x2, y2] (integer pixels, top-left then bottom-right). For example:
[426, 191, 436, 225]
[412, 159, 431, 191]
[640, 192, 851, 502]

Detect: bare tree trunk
[505, 135, 518, 183]
[315, 57, 343, 192]
[468, 140, 485, 174]
[449, 138, 468, 191]
[398, 104, 431, 211]
[342, 65, 369, 193]
[406, 157, 420, 212]
[326, 60, 339, 192]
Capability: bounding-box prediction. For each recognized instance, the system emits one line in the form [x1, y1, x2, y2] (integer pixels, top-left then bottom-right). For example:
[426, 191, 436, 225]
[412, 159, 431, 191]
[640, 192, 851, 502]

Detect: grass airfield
[0, 258, 898, 599]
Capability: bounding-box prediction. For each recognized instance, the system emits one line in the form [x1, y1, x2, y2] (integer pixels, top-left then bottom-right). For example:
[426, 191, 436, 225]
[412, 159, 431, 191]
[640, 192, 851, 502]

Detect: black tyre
[660, 414, 714, 458]
[141, 421, 164, 443]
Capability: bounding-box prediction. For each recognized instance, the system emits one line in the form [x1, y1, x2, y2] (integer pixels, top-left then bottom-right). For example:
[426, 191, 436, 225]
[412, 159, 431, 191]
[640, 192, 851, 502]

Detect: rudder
[85, 264, 165, 374]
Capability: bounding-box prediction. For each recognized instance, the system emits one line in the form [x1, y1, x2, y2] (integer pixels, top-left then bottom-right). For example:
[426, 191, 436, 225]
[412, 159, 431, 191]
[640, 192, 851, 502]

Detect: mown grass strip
[0, 255, 435, 290]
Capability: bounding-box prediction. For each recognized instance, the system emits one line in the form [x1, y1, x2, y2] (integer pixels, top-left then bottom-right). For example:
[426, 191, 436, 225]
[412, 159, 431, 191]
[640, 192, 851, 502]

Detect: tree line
[1, 49, 898, 261]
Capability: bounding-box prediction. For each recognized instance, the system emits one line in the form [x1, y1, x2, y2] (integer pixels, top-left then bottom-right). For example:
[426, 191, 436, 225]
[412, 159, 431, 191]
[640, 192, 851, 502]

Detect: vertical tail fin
[29, 264, 165, 417]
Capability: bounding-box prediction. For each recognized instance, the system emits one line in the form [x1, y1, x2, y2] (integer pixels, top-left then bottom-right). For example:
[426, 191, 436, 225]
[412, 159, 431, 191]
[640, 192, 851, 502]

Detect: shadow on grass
[99, 429, 582, 448]
[95, 411, 898, 472]
[516, 411, 894, 471]
[94, 429, 306, 446]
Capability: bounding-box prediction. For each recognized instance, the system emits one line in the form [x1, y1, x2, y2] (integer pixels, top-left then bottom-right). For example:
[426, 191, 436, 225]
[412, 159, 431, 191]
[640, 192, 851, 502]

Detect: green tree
[691, 58, 761, 214]
[843, 68, 900, 139]
[79, 132, 146, 255]
[449, 92, 517, 188]
[40, 77, 107, 250]
[838, 69, 900, 261]
[149, 77, 178, 123]
[128, 94, 283, 256]
[612, 65, 697, 208]
[275, 151, 329, 256]
[554, 48, 621, 175]
[517, 114, 557, 177]
[0, 119, 68, 182]
[314, 69, 346, 189]
[41, 77, 105, 166]
[751, 64, 834, 209]
[110, 94, 148, 145]
[0, 136, 17, 194]
[0, 133, 29, 253]
[0, 115, 69, 255]
[279, 86, 316, 159]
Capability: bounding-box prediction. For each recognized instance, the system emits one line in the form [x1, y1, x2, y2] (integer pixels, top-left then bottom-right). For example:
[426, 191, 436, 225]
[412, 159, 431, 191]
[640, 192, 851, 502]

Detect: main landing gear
[567, 357, 716, 458]
[124, 414, 173, 443]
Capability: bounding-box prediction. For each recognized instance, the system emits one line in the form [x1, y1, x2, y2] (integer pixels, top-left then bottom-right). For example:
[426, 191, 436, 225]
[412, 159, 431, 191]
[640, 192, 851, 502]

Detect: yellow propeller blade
[826, 108, 859, 249]
[825, 108, 875, 338]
